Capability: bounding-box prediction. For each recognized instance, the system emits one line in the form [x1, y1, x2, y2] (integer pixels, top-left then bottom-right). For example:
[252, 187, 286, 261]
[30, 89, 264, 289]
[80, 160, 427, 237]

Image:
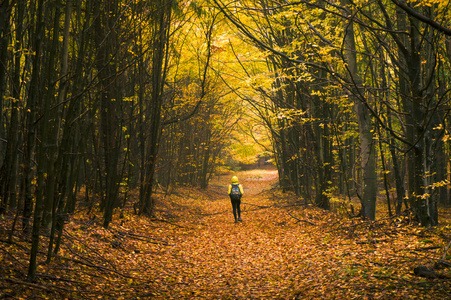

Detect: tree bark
[0, 0, 19, 214]
[342, 0, 377, 220]
[93, 0, 122, 228]
[0, 0, 11, 158]
[27, 0, 45, 282]
[139, 0, 173, 216]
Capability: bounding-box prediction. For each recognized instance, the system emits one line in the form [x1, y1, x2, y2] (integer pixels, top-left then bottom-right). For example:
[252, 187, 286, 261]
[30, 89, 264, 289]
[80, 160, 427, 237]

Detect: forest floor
[1, 169, 451, 299]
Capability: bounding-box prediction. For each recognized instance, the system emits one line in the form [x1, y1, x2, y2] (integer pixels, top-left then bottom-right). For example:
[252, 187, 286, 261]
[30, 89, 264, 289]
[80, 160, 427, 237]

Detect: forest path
[146, 170, 340, 299]
[2, 169, 449, 299]
[142, 169, 450, 299]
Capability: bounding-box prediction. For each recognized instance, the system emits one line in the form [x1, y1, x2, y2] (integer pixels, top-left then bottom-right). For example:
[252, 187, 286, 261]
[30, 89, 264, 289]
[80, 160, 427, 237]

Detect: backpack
[230, 184, 242, 200]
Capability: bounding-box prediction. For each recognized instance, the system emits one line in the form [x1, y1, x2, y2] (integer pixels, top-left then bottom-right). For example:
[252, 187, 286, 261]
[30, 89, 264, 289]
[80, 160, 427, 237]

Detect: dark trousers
[230, 197, 241, 220]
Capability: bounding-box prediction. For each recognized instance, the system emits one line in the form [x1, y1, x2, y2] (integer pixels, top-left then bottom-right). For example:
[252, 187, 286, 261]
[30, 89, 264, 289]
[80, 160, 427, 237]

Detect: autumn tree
[213, 0, 451, 225]
[335, 0, 451, 225]
[340, 0, 377, 219]
[213, 0, 342, 209]
[156, 3, 243, 190]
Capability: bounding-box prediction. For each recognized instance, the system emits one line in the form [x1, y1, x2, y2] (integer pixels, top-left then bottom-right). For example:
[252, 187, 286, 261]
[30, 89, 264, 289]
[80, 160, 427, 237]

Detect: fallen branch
[288, 211, 317, 226]
[52, 254, 140, 280]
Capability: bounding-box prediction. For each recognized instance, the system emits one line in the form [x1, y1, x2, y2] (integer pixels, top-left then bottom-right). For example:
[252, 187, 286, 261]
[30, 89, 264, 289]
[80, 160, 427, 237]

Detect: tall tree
[138, 0, 174, 216]
[341, 0, 377, 219]
[0, 0, 22, 214]
[93, 0, 123, 227]
[0, 0, 12, 156]
[27, 0, 47, 281]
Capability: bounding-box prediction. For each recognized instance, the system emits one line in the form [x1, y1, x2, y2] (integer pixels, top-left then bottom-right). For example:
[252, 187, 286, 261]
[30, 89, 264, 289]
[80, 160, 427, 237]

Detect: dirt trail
[207, 169, 279, 197]
[142, 169, 449, 299]
[147, 170, 324, 299]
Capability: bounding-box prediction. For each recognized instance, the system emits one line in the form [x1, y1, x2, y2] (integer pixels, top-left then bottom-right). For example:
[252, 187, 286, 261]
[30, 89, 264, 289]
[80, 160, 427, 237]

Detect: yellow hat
[231, 176, 239, 184]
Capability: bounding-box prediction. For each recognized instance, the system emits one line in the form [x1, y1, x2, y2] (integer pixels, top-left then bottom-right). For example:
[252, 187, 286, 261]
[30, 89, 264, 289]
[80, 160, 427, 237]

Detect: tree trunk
[93, 0, 122, 228]
[47, 0, 72, 261]
[342, 0, 377, 220]
[27, 0, 45, 282]
[0, 0, 19, 214]
[0, 0, 11, 158]
[139, 0, 173, 216]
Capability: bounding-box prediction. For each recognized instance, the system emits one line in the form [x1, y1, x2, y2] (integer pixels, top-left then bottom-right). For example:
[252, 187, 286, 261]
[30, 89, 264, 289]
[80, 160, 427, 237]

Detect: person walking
[228, 176, 244, 223]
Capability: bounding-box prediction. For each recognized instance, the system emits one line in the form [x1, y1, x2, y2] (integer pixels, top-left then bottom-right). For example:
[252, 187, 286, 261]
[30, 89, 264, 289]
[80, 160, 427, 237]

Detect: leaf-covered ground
[1, 169, 451, 299]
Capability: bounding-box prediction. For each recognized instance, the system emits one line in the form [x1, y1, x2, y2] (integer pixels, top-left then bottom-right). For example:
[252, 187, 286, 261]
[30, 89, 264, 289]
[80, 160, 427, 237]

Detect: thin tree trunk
[0, 0, 21, 214]
[47, 0, 72, 261]
[27, 0, 45, 282]
[0, 0, 12, 158]
[93, 0, 121, 227]
[140, 0, 173, 216]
